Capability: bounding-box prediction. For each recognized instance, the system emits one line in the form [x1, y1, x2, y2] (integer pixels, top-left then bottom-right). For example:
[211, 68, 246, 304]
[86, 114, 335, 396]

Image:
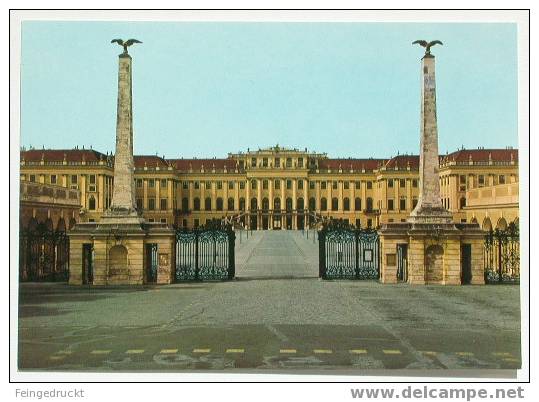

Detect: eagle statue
[412, 40, 443, 56]
[111, 38, 142, 54]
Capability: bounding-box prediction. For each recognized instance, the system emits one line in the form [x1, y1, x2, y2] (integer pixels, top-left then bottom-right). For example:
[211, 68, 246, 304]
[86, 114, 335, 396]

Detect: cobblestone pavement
[18, 231, 521, 374]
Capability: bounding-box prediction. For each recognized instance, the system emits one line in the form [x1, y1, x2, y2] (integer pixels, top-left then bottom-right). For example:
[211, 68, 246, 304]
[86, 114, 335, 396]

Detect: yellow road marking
[226, 348, 244, 353]
[280, 349, 297, 354]
[57, 350, 72, 355]
[90, 350, 111, 355]
[125, 349, 145, 354]
[456, 352, 474, 357]
[49, 355, 66, 360]
[193, 348, 211, 353]
[421, 351, 437, 356]
[383, 349, 402, 355]
[349, 349, 367, 354]
[160, 349, 178, 354]
[313, 349, 332, 354]
[503, 358, 520, 363]
[493, 352, 512, 357]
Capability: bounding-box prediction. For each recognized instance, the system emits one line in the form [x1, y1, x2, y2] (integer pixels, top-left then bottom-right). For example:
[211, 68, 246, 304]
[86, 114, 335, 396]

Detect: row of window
[386, 178, 419, 188]
[25, 174, 94, 186]
[175, 179, 378, 191]
[248, 156, 307, 168]
[440, 174, 510, 190]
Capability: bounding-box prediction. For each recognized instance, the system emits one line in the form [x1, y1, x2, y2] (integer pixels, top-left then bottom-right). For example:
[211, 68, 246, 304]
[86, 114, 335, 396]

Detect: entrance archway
[425, 244, 444, 283]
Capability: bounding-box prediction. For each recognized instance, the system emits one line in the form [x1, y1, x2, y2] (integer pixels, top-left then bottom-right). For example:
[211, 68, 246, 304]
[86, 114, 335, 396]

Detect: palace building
[19, 145, 519, 231]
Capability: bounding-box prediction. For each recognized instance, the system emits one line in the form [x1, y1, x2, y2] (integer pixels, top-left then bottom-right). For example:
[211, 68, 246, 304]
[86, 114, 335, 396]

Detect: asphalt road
[18, 231, 521, 374]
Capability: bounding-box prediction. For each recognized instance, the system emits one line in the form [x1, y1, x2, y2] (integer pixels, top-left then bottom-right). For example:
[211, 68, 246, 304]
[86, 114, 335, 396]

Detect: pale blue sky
[21, 22, 517, 158]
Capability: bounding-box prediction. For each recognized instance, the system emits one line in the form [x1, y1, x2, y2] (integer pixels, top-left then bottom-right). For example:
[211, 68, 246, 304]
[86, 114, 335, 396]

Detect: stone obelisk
[101, 41, 143, 224]
[408, 43, 452, 225]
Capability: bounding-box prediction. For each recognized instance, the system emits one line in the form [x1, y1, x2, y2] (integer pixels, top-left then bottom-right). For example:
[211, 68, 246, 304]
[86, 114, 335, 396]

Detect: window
[367, 181, 372, 189]
[499, 175, 506, 185]
[286, 158, 292, 168]
[332, 181, 337, 190]
[193, 198, 200, 211]
[160, 218, 167, 224]
[239, 198, 246, 210]
[182, 219, 187, 227]
[89, 175, 96, 184]
[71, 174, 78, 184]
[29, 175, 36, 182]
[298, 158, 304, 168]
[148, 198, 155, 210]
[217, 181, 223, 190]
[367, 219, 373, 228]
[263, 157, 268, 167]
[149, 179, 155, 188]
[320, 198, 327, 211]
[478, 175, 485, 187]
[183, 181, 188, 189]
[250, 198, 257, 210]
[274, 198, 281, 210]
[400, 179, 406, 188]
[182, 197, 188, 212]
[251, 157, 257, 167]
[228, 181, 234, 190]
[136, 198, 143, 210]
[344, 181, 349, 190]
[298, 180, 304, 190]
[216, 198, 223, 211]
[49, 174, 57, 184]
[460, 197, 466, 209]
[309, 181, 315, 189]
[251, 180, 257, 190]
[160, 198, 167, 210]
[275, 180, 281, 190]
[355, 181, 361, 189]
[388, 199, 394, 211]
[321, 181, 327, 190]
[412, 179, 418, 188]
[262, 198, 269, 210]
[227, 198, 234, 211]
[355, 219, 361, 228]
[275, 158, 281, 168]
[286, 198, 293, 211]
[309, 197, 316, 211]
[286, 180, 292, 190]
[263, 180, 268, 190]
[205, 197, 212, 211]
[388, 179, 394, 188]
[239, 181, 245, 189]
[136, 179, 143, 188]
[400, 198, 406, 211]
[161, 179, 167, 188]
[194, 219, 199, 228]
[355, 198, 362, 211]
[331, 197, 339, 211]
[205, 181, 211, 190]
[297, 198, 304, 210]
[366, 197, 373, 211]
[412, 198, 418, 209]
[343, 197, 350, 211]
[194, 181, 200, 189]
[89, 218, 95, 223]
[87, 196, 96, 210]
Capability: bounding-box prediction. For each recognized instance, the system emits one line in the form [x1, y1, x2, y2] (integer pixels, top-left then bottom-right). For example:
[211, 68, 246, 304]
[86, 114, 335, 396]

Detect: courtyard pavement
[18, 230, 521, 374]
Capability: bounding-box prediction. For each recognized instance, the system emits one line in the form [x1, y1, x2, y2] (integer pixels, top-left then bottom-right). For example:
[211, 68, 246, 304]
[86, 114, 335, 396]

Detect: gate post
[318, 229, 325, 278]
[354, 229, 360, 279]
[228, 229, 235, 280]
[498, 231, 503, 284]
[195, 230, 199, 281]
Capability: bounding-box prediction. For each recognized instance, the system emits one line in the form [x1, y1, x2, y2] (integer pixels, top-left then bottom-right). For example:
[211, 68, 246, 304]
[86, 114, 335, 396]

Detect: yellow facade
[20, 146, 519, 230]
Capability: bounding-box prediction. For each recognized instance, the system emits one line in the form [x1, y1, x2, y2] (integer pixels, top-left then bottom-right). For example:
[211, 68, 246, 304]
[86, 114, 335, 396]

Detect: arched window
[286, 197, 293, 211]
[239, 197, 245, 211]
[354, 197, 362, 211]
[331, 197, 339, 211]
[297, 197, 304, 210]
[216, 197, 223, 211]
[274, 197, 281, 211]
[262, 197, 269, 210]
[343, 197, 350, 211]
[227, 197, 234, 211]
[88, 196, 96, 210]
[309, 197, 316, 211]
[366, 197, 373, 211]
[250, 198, 258, 211]
[496, 218, 508, 230]
[482, 217, 492, 231]
[56, 218, 66, 232]
[205, 197, 212, 211]
[459, 197, 466, 209]
[193, 197, 200, 211]
[321, 197, 327, 211]
[182, 197, 189, 212]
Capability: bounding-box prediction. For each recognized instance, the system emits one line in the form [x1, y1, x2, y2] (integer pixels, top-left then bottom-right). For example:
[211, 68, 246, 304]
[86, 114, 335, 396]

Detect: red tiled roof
[384, 155, 420, 169]
[444, 149, 518, 163]
[21, 149, 107, 162]
[318, 158, 384, 171]
[134, 155, 170, 169]
[169, 158, 237, 171]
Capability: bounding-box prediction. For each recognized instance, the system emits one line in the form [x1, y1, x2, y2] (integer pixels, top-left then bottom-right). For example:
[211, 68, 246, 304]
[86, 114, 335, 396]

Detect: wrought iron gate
[19, 227, 69, 282]
[146, 243, 158, 283]
[175, 223, 235, 281]
[484, 223, 520, 284]
[319, 220, 380, 280]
